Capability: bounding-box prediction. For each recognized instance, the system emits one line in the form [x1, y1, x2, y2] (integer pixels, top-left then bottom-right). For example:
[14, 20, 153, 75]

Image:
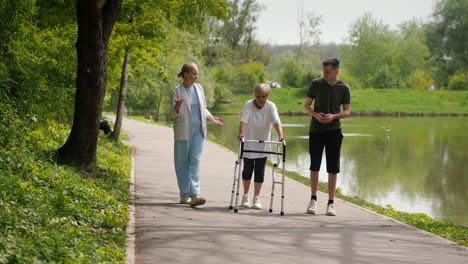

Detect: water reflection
[287, 133, 378, 139]
[208, 115, 468, 226]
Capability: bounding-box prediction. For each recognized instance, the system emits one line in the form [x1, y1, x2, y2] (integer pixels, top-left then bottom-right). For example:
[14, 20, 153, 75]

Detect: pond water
[208, 115, 468, 226]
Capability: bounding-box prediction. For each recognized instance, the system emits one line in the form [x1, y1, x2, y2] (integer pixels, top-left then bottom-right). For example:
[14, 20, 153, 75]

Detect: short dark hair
[322, 58, 340, 69]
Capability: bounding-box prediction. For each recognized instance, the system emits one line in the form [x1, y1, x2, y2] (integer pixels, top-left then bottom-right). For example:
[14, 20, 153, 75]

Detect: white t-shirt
[241, 99, 281, 159]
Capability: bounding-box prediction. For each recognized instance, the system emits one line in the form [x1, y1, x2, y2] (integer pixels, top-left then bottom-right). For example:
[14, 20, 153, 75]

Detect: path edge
[125, 148, 136, 264]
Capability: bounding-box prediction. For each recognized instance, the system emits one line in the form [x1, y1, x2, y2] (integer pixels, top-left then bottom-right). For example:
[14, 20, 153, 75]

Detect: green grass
[285, 170, 468, 247]
[0, 121, 132, 263]
[121, 115, 161, 125]
[209, 88, 468, 115]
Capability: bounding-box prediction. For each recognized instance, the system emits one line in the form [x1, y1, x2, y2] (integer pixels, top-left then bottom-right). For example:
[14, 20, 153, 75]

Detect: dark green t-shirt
[307, 78, 351, 132]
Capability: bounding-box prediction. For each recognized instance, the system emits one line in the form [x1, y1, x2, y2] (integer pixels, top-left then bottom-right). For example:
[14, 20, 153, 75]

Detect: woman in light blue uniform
[171, 63, 224, 206]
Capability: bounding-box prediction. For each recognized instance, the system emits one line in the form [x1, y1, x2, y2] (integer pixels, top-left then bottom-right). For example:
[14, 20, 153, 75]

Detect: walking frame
[228, 137, 287, 215]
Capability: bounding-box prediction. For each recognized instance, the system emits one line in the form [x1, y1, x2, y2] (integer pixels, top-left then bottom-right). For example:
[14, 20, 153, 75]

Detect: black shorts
[309, 129, 343, 174]
[242, 157, 267, 183]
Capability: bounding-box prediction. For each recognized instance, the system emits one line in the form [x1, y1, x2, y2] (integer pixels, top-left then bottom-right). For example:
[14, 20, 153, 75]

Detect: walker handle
[244, 139, 286, 145]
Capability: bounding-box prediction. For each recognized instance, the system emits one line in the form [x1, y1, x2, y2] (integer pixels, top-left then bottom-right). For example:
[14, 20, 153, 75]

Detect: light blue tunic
[184, 86, 202, 135]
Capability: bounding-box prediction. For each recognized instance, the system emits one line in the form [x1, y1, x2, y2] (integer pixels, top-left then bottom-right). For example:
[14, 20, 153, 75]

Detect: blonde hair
[177, 63, 198, 78]
[254, 83, 271, 95]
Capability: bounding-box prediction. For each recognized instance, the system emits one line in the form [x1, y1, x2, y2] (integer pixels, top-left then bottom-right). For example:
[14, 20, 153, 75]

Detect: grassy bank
[210, 88, 468, 115]
[0, 121, 131, 263]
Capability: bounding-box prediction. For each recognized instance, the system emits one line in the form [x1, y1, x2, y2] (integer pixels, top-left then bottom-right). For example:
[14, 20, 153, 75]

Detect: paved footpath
[122, 117, 467, 264]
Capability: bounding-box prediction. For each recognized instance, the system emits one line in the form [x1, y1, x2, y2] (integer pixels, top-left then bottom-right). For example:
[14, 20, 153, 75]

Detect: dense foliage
[0, 122, 131, 263]
[266, 0, 467, 92]
[0, 1, 76, 142]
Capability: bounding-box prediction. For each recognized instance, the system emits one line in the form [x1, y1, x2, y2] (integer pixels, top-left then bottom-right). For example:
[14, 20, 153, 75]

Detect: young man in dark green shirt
[304, 58, 351, 216]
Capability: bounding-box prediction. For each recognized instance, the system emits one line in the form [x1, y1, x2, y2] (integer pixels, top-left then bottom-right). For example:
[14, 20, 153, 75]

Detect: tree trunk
[111, 45, 131, 140]
[296, 45, 303, 63]
[244, 31, 252, 61]
[296, 1, 305, 62]
[155, 81, 165, 122]
[56, 0, 122, 167]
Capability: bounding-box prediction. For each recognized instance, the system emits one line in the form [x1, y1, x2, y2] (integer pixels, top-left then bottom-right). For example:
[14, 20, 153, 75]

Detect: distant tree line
[268, 0, 468, 91]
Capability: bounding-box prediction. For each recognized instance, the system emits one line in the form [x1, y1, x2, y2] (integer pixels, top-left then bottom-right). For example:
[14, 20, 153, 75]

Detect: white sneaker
[179, 195, 191, 205]
[326, 203, 336, 216]
[252, 196, 262, 210]
[306, 200, 317, 214]
[241, 194, 250, 208]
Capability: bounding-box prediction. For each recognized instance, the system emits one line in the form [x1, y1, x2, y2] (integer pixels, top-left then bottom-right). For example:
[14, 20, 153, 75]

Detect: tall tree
[220, 0, 262, 60]
[296, 1, 321, 62]
[57, 0, 122, 166]
[396, 19, 432, 86]
[426, 0, 468, 81]
[109, 0, 228, 140]
[111, 44, 131, 140]
[341, 13, 400, 88]
[109, 0, 164, 140]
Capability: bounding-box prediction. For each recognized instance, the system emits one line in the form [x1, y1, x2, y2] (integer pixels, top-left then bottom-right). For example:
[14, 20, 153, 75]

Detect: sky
[255, 0, 437, 45]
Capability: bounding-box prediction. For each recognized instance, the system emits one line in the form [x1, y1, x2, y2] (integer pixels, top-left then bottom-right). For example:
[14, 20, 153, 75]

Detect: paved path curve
[122, 117, 467, 264]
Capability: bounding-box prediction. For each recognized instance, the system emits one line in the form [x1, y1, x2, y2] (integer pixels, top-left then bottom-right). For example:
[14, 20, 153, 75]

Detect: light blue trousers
[174, 132, 204, 198]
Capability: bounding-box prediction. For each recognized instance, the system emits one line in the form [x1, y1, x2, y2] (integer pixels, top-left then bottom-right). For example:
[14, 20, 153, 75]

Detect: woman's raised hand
[174, 98, 184, 113]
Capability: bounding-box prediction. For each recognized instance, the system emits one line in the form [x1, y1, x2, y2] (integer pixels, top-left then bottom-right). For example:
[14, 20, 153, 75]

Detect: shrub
[407, 70, 435, 90]
[371, 64, 400, 89]
[281, 60, 305, 88]
[233, 62, 265, 93]
[212, 67, 234, 104]
[338, 68, 363, 89]
[447, 70, 468, 90]
[301, 69, 321, 88]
